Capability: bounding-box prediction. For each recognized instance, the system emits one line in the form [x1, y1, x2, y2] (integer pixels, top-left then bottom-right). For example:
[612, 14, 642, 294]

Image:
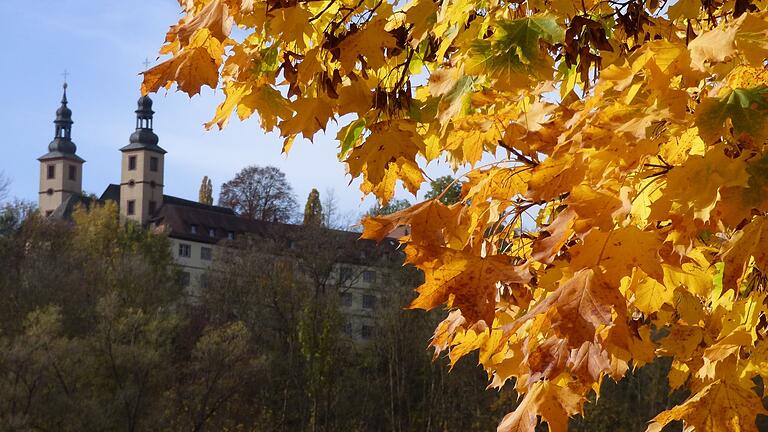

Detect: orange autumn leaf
[497, 381, 582, 432]
[407, 246, 531, 324]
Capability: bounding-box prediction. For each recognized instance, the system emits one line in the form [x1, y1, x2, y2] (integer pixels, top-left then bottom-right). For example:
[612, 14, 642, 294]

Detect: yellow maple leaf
[626, 268, 674, 316]
[570, 227, 664, 286]
[531, 209, 575, 264]
[345, 120, 424, 202]
[647, 380, 767, 432]
[142, 28, 224, 96]
[526, 153, 587, 202]
[269, 6, 312, 49]
[361, 199, 465, 247]
[721, 215, 768, 292]
[278, 97, 335, 140]
[337, 17, 398, 72]
[654, 147, 749, 222]
[497, 380, 582, 432]
[171, 0, 233, 46]
[407, 246, 531, 324]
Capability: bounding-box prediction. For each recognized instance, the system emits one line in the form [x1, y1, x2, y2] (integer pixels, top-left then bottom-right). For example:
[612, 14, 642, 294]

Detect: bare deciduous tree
[0, 172, 10, 203]
[322, 188, 356, 230]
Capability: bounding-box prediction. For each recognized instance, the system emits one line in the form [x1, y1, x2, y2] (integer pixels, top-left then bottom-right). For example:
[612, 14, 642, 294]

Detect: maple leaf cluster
[145, 0, 768, 430]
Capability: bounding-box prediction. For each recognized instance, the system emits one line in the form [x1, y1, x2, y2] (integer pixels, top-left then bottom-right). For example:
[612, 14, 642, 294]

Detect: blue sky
[0, 0, 454, 220]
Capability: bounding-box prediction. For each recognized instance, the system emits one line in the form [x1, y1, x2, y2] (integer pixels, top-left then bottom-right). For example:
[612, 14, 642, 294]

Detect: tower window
[68, 165, 76, 181]
[128, 156, 137, 171]
[127, 200, 136, 216]
[178, 243, 191, 258]
[47, 164, 55, 179]
[148, 200, 157, 215]
[45, 210, 53, 217]
[150, 157, 159, 172]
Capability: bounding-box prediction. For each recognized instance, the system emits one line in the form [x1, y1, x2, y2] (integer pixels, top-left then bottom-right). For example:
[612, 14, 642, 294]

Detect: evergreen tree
[424, 175, 462, 205]
[198, 176, 213, 206]
[367, 199, 411, 217]
[303, 188, 323, 226]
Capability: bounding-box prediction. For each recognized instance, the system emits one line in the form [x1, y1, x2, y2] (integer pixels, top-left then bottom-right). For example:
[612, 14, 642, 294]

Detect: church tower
[38, 83, 85, 217]
[119, 95, 166, 224]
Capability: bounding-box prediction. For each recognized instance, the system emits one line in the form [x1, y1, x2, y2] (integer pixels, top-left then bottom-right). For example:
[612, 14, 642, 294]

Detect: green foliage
[367, 198, 411, 217]
[424, 175, 463, 205]
[466, 16, 564, 85]
[696, 86, 768, 143]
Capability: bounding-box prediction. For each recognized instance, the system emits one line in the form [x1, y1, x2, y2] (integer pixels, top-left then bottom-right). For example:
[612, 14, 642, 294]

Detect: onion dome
[120, 94, 166, 154]
[39, 83, 84, 162]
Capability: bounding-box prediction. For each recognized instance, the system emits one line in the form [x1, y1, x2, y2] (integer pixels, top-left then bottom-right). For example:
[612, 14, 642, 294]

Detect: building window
[150, 156, 159, 172]
[68, 165, 76, 181]
[340, 292, 353, 307]
[178, 243, 191, 258]
[47, 164, 55, 179]
[200, 274, 209, 290]
[362, 294, 377, 310]
[126, 200, 136, 216]
[227, 231, 235, 240]
[339, 267, 353, 283]
[363, 270, 376, 283]
[148, 200, 157, 215]
[45, 210, 53, 217]
[190, 224, 198, 234]
[342, 322, 352, 336]
[361, 325, 374, 339]
[179, 271, 191, 287]
[201, 247, 212, 261]
[128, 156, 137, 171]
[208, 227, 216, 237]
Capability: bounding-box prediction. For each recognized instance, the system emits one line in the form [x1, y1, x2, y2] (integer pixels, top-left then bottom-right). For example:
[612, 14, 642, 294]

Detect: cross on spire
[143, 58, 151, 70]
[61, 69, 69, 85]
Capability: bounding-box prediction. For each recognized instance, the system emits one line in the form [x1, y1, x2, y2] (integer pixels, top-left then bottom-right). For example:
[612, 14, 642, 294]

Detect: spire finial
[142, 58, 151, 70]
[61, 70, 69, 104]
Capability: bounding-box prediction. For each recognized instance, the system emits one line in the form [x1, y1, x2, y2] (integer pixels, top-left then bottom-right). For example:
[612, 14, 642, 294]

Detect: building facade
[40, 86, 404, 341]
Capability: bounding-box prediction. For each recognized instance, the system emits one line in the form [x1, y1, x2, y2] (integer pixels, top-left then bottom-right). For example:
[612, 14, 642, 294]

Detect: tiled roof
[47, 184, 403, 265]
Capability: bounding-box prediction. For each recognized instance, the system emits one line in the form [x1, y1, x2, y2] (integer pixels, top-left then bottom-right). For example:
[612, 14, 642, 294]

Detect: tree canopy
[303, 188, 324, 225]
[219, 165, 298, 222]
[424, 175, 462, 205]
[144, 0, 768, 430]
[199, 175, 214, 205]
